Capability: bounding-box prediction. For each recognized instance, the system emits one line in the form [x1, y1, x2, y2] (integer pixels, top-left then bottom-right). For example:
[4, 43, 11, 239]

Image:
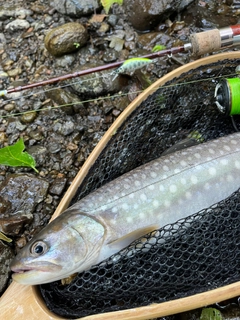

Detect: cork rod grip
[189, 29, 221, 55]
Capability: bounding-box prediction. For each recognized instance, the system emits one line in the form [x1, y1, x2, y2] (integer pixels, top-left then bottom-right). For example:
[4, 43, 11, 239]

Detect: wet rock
[27, 146, 48, 166]
[5, 19, 30, 31]
[102, 48, 119, 62]
[55, 54, 76, 67]
[3, 104, 15, 112]
[122, 0, 195, 31]
[45, 88, 82, 115]
[0, 212, 33, 236]
[44, 22, 89, 56]
[53, 0, 100, 17]
[61, 121, 75, 136]
[20, 111, 37, 124]
[7, 68, 22, 77]
[0, 241, 14, 295]
[70, 63, 126, 97]
[0, 8, 32, 21]
[138, 32, 172, 50]
[0, 174, 49, 216]
[6, 120, 26, 134]
[0, 33, 6, 49]
[49, 177, 67, 196]
[107, 15, 118, 27]
[0, 196, 11, 214]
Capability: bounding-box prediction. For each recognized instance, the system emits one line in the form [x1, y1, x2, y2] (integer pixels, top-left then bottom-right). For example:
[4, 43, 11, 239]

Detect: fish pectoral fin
[97, 225, 159, 263]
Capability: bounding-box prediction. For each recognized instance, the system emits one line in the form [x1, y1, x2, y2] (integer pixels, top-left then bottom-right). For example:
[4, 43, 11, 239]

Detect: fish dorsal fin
[97, 225, 159, 263]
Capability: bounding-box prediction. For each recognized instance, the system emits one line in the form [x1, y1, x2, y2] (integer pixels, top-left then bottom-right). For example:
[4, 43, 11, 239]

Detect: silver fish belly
[10, 132, 240, 285]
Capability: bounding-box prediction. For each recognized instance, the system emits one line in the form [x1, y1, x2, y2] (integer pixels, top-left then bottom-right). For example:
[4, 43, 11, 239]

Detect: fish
[10, 132, 240, 285]
[112, 58, 153, 80]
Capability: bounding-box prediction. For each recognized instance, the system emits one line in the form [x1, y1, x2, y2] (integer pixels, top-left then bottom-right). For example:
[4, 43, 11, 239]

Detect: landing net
[40, 57, 240, 318]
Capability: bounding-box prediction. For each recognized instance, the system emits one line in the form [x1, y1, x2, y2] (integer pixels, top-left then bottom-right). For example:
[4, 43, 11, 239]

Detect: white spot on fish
[169, 184, 177, 193]
[235, 160, 240, 169]
[227, 174, 234, 182]
[147, 185, 155, 191]
[126, 216, 133, 223]
[174, 168, 181, 174]
[181, 178, 187, 185]
[204, 182, 210, 190]
[220, 159, 228, 166]
[224, 145, 231, 152]
[190, 175, 198, 184]
[178, 198, 184, 205]
[231, 139, 237, 144]
[159, 185, 165, 192]
[124, 183, 131, 190]
[153, 200, 159, 208]
[194, 153, 201, 159]
[129, 193, 135, 199]
[122, 203, 129, 210]
[112, 207, 118, 213]
[185, 191, 192, 199]
[150, 171, 157, 178]
[163, 165, 169, 171]
[135, 180, 141, 187]
[140, 193, 147, 201]
[139, 212, 145, 219]
[164, 200, 171, 208]
[180, 160, 187, 167]
[208, 148, 215, 154]
[121, 192, 126, 197]
[133, 203, 139, 210]
[208, 167, 217, 176]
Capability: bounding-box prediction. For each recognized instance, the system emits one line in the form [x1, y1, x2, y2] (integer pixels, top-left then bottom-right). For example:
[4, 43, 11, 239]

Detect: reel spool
[215, 77, 240, 116]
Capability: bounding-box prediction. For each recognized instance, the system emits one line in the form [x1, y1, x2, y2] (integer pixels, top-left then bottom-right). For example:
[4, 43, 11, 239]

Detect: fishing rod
[1, 24, 240, 97]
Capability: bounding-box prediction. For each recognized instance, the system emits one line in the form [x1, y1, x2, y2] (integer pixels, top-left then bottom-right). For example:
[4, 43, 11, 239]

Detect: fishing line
[0, 71, 238, 119]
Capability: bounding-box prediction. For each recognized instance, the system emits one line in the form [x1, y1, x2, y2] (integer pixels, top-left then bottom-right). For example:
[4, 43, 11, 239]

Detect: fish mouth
[11, 261, 62, 274]
[11, 266, 39, 274]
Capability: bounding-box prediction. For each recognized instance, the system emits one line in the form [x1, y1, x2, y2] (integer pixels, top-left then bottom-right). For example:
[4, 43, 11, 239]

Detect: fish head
[10, 211, 105, 285]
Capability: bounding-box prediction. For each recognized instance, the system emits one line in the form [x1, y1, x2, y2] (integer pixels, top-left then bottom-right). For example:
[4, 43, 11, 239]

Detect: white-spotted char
[11, 132, 240, 284]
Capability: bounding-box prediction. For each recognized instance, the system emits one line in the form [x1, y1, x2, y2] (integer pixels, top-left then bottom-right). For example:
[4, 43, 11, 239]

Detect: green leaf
[152, 45, 166, 52]
[0, 232, 12, 243]
[101, 0, 123, 14]
[0, 138, 38, 172]
[200, 308, 223, 320]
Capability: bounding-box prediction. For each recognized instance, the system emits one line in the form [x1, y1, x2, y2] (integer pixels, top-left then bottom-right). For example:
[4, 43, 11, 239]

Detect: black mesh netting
[39, 57, 240, 318]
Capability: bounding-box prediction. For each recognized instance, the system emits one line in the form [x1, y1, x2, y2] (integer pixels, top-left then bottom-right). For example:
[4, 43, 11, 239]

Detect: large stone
[123, 0, 194, 31]
[44, 22, 89, 56]
[52, 0, 100, 17]
[5, 19, 30, 31]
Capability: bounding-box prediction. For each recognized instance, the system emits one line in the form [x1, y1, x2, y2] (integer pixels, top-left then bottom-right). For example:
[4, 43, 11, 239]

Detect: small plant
[152, 45, 166, 52]
[0, 138, 38, 172]
[74, 42, 81, 49]
[101, 0, 123, 14]
[0, 232, 12, 243]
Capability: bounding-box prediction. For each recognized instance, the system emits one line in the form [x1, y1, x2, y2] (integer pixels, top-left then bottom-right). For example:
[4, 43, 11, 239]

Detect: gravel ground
[1, 0, 240, 318]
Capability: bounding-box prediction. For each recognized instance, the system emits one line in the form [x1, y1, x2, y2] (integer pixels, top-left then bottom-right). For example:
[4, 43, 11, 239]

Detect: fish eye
[30, 241, 48, 256]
